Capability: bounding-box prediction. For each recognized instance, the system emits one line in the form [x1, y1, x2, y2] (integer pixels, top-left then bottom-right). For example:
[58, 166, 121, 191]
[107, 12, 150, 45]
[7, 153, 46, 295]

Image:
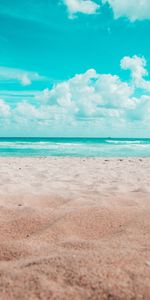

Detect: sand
[0, 157, 150, 299]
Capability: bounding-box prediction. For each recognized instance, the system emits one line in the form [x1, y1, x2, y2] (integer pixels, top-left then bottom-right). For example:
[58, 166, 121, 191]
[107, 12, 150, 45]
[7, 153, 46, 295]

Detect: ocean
[0, 137, 150, 157]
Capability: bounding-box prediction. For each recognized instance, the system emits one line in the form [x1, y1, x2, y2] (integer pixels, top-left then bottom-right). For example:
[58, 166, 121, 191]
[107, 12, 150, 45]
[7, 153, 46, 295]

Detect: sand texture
[0, 157, 150, 299]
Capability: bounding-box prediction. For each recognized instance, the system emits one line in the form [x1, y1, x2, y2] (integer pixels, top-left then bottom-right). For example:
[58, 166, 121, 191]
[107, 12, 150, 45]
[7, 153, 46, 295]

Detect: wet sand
[0, 157, 150, 299]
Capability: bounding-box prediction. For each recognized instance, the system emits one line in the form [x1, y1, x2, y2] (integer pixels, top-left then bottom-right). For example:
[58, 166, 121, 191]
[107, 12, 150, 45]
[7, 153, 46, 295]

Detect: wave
[0, 141, 150, 150]
[105, 140, 150, 145]
[0, 142, 94, 150]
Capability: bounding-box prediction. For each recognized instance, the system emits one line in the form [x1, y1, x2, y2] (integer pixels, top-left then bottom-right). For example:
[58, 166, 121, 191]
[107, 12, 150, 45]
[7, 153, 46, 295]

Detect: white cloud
[121, 55, 150, 91]
[34, 55, 150, 133]
[103, 0, 150, 21]
[63, 0, 150, 21]
[63, 0, 100, 18]
[37, 68, 134, 119]
[0, 67, 44, 86]
[1, 55, 150, 136]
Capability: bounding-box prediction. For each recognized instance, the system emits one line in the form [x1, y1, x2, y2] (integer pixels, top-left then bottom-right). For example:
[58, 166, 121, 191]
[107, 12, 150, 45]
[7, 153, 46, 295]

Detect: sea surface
[0, 138, 150, 157]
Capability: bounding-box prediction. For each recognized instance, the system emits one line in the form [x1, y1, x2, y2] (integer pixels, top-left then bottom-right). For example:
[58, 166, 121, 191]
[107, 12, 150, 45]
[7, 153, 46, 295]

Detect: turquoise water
[0, 138, 150, 157]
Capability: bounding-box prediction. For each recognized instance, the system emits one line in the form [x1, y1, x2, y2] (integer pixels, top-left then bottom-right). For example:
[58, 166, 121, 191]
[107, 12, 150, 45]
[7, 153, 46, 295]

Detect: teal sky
[0, 0, 150, 137]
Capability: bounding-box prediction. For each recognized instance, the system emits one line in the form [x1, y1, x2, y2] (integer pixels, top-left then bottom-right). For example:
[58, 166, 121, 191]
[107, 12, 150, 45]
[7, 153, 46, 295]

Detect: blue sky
[0, 0, 150, 137]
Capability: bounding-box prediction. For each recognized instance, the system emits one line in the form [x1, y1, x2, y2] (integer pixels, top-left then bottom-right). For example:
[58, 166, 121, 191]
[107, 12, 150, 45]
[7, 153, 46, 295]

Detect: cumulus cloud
[34, 55, 150, 134]
[102, 0, 150, 21]
[0, 67, 44, 86]
[121, 55, 150, 91]
[63, 0, 100, 18]
[36, 67, 134, 120]
[1, 55, 150, 135]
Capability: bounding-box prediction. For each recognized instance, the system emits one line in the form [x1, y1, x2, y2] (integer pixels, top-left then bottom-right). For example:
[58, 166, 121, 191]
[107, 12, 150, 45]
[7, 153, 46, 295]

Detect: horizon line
[0, 137, 150, 139]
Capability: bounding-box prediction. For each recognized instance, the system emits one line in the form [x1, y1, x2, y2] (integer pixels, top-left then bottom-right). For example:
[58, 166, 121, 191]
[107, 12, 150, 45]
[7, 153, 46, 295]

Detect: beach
[0, 157, 150, 299]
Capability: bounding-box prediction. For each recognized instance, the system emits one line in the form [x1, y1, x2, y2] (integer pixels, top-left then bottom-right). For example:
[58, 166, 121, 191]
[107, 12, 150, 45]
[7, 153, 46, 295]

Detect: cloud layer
[1, 55, 150, 136]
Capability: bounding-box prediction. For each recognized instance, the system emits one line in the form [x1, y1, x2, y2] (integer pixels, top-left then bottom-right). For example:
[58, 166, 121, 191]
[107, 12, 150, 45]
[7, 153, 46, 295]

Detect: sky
[0, 0, 150, 137]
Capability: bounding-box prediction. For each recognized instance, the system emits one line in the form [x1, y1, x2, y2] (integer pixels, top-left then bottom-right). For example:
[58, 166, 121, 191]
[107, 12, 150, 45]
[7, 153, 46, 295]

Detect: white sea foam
[105, 140, 147, 145]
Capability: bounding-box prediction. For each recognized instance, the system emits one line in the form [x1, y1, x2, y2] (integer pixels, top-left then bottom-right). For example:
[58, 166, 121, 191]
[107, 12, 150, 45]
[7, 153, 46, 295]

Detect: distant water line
[0, 137, 150, 157]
